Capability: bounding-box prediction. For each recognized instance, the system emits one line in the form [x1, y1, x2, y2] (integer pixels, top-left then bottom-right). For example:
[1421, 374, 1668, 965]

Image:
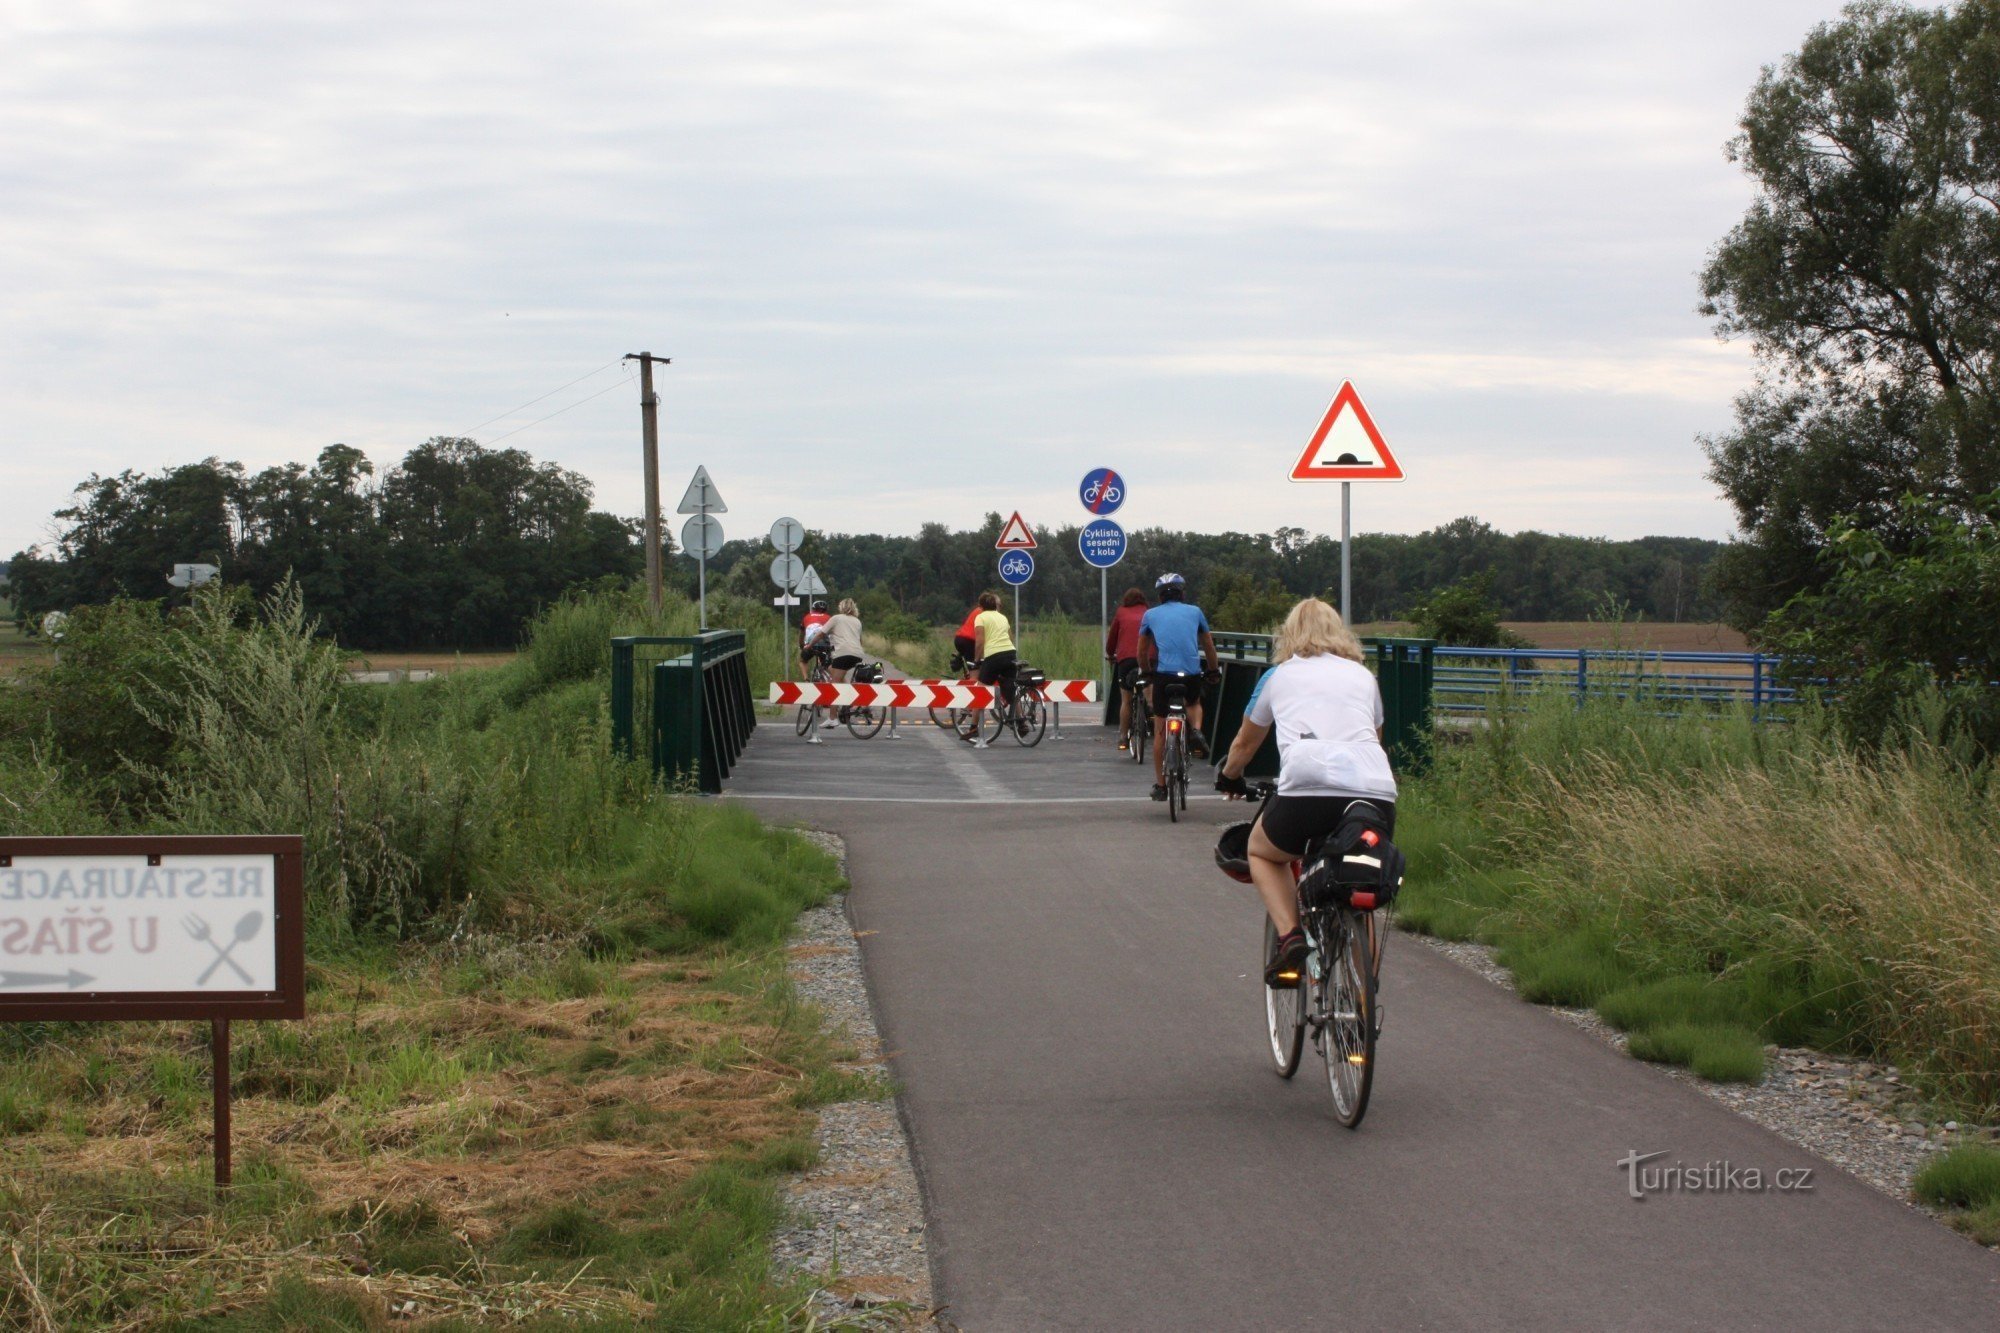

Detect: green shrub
[1913, 1146, 2000, 1211]
[1624, 1022, 1766, 1082]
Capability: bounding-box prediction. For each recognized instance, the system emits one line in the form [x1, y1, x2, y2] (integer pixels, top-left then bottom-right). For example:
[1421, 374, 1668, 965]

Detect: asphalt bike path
[731, 723, 2000, 1328]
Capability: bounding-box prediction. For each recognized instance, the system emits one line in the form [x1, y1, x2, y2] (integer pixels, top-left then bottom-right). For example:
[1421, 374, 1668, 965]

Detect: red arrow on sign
[1291, 381, 1404, 482]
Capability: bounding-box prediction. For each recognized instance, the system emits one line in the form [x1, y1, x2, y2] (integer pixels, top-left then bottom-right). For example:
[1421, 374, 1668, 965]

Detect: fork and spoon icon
[183, 911, 263, 986]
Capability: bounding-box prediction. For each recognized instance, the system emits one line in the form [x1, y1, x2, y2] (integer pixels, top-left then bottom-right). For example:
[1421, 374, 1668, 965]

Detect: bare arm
[975, 623, 988, 659]
[1222, 719, 1270, 780]
[1141, 630, 1157, 672]
[1199, 628, 1218, 673]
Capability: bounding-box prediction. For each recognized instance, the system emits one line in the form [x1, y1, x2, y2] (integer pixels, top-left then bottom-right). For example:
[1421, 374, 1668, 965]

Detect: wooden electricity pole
[625, 352, 670, 613]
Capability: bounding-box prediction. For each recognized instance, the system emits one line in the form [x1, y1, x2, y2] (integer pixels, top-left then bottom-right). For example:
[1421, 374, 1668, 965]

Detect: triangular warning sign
[995, 511, 1038, 549]
[1291, 382, 1403, 482]
[676, 465, 727, 514]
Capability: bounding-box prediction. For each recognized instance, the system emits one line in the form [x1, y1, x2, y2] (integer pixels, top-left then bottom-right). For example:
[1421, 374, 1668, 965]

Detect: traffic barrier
[611, 632, 755, 792]
[769, 679, 1097, 709]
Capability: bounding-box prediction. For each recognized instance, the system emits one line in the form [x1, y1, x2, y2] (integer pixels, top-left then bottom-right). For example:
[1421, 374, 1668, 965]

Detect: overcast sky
[2, 0, 1850, 560]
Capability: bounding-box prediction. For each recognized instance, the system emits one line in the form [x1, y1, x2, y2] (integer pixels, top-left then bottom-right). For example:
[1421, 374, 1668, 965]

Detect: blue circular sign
[1079, 467, 1125, 516]
[1078, 518, 1127, 569]
[997, 550, 1035, 586]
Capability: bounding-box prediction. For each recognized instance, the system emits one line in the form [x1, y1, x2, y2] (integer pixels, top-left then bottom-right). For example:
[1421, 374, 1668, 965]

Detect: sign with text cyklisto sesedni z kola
[0, 836, 304, 1021]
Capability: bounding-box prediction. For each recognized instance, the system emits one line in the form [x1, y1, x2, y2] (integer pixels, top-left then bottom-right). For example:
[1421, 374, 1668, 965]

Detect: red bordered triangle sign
[995, 511, 1038, 549]
[1291, 381, 1404, 482]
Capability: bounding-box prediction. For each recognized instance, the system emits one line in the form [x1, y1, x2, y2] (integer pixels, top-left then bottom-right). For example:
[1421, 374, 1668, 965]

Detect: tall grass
[1408, 689, 2000, 1114]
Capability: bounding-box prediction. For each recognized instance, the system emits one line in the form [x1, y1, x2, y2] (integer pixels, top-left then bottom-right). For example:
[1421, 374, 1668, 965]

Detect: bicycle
[956, 663, 1047, 747]
[1157, 680, 1191, 820]
[928, 650, 974, 732]
[1124, 669, 1150, 766]
[1219, 783, 1400, 1128]
[796, 651, 888, 740]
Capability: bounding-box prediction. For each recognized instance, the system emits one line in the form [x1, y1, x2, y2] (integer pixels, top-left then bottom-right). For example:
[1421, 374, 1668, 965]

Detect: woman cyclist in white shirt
[1218, 597, 1396, 985]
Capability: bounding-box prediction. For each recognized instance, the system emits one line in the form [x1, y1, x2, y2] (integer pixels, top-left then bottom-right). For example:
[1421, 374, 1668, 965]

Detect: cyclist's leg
[1246, 815, 1301, 936]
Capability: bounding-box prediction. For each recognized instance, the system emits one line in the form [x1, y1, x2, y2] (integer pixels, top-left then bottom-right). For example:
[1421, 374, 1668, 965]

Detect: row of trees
[6, 440, 641, 648]
[705, 516, 1724, 633]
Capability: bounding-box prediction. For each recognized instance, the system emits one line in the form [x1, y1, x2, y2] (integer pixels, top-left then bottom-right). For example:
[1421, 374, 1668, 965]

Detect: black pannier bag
[1016, 664, 1048, 691]
[1297, 802, 1406, 912]
[853, 662, 884, 685]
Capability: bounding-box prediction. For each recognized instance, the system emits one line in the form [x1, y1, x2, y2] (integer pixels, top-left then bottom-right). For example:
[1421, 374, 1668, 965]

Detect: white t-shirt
[824, 614, 865, 659]
[1245, 654, 1397, 800]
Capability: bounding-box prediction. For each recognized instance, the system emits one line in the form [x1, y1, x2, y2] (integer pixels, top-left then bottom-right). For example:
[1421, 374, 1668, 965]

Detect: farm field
[349, 650, 520, 675]
[0, 604, 51, 678]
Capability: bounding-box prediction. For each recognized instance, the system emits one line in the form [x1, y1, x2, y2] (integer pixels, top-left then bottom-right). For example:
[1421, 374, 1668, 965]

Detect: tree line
[6, 439, 641, 649]
[10, 441, 1726, 649]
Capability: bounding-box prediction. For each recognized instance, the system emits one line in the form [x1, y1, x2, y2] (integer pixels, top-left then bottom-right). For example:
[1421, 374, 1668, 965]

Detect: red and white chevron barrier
[768, 679, 1097, 709]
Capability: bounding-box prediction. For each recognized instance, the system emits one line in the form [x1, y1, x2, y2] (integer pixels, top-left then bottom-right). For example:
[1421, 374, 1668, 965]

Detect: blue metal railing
[1433, 647, 1796, 721]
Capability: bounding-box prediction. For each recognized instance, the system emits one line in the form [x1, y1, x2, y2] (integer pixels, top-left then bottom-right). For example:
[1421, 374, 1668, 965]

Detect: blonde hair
[837, 598, 859, 617]
[1274, 597, 1362, 665]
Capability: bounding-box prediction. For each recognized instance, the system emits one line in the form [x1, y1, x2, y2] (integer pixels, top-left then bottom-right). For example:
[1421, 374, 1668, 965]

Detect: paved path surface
[732, 721, 2000, 1329]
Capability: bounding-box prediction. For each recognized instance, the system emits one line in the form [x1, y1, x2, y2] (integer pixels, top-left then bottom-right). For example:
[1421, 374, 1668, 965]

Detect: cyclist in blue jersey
[1138, 572, 1218, 801]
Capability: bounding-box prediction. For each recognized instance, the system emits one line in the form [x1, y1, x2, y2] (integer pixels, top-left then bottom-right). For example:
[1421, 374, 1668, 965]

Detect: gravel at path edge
[771, 829, 944, 1327]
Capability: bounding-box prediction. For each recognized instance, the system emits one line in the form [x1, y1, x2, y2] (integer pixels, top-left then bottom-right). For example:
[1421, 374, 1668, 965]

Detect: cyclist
[1217, 597, 1397, 986]
[1105, 586, 1147, 751]
[799, 599, 832, 671]
[818, 598, 869, 729]
[1139, 572, 1218, 800]
[966, 590, 1017, 747]
[952, 601, 981, 673]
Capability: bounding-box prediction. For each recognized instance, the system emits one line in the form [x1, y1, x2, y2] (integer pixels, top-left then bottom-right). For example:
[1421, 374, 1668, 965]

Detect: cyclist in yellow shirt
[967, 591, 1018, 747]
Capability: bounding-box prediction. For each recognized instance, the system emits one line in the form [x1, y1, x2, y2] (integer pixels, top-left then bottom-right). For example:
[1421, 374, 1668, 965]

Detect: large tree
[1701, 0, 2000, 629]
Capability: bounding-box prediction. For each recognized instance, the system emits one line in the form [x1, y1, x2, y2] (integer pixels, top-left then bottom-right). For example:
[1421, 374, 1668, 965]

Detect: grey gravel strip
[772, 829, 942, 1326]
[1410, 930, 1996, 1226]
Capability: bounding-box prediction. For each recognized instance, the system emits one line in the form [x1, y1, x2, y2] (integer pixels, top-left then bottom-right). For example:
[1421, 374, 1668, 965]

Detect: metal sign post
[769, 518, 805, 677]
[0, 835, 306, 1188]
[677, 467, 728, 631]
[1288, 383, 1403, 626]
[1077, 510, 1128, 725]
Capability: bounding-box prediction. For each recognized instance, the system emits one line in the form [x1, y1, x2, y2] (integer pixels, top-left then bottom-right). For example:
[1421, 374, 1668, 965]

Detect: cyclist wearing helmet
[1138, 572, 1218, 801]
[1218, 597, 1396, 986]
[799, 599, 832, 668]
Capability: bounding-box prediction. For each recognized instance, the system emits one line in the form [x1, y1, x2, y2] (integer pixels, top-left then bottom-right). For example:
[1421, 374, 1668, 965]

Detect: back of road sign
[677, 465, 728, 514]
[1291, 382, 1403, 482]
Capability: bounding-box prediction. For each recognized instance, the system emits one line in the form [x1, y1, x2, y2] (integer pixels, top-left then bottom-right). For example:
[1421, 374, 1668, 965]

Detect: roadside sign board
[769, 516, 805, 552]
[995, 511, 1038, 549]
[676, 465, 728, 514]
[681, 514, 724, 559]
[167, 563, 220, 589]
[798, 564, 829, 597]
[1291, 381, 1403, 481]
[770, 553, 804, 589]
[1078, 518, 1126, 568]
[772, 594, 800, 607]
[998, 550, 1035, 585]
[1079, 468, 1125, 515]
[0, 836, 304, 1021]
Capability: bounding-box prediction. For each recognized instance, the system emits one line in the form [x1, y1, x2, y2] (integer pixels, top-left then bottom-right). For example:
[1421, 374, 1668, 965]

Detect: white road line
[924, 718, 1015, 802]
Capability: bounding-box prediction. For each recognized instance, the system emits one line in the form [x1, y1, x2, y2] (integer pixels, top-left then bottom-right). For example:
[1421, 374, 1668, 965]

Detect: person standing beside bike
[817, 598, 869, 730]
[966, 590, 1017, 747]
[1139, 572, 1218, 800]
[1105, 586, 1147, 752]
[1217, 597, 1396, 984]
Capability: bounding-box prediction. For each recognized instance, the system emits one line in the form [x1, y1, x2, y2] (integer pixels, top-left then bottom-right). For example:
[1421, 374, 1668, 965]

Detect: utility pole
[625, 352, 670, 614]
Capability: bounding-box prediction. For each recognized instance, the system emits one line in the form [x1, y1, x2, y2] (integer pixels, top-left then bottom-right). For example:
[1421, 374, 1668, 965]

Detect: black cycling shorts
[953, 635, 977, 666]
[977, 650, 1017, 689]
[831, 654, 864, 671]
[1149, 672, 1202, 716]
[1256, 796, 1396, 859]
[1115, 657, 1140, 691]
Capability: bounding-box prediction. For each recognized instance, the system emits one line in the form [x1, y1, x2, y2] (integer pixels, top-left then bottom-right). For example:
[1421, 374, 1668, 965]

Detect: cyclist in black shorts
[1218, 597, 1397, 983]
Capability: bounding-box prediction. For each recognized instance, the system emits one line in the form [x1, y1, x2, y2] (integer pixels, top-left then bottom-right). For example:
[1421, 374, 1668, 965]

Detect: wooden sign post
[0, 835, 306, 1187]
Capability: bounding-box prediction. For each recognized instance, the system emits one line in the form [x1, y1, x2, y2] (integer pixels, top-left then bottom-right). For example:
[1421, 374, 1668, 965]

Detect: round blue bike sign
[998, 550, 1035, 586]
[1079, 467, 1125, 515]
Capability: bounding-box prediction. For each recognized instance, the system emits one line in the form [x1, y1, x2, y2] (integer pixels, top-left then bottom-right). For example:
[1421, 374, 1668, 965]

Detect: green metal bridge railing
[610, 632, 755, 793]
[1201, 632, 1437, 776]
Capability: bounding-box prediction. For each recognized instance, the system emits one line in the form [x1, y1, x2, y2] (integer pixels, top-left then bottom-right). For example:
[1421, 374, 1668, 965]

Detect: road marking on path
[924, 719, 1015, 802]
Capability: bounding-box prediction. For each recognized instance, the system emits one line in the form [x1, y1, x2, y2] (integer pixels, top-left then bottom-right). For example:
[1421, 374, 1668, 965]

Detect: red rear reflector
[1361, 830, 1379, 847]
[1351, 892, 1377, 910]
[1167, 719, 1182, 732]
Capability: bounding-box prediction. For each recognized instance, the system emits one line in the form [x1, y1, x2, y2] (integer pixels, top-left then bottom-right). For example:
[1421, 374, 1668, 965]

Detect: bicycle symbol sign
[998, 550, 1035, 586]
[1079, 467, 1125, 515]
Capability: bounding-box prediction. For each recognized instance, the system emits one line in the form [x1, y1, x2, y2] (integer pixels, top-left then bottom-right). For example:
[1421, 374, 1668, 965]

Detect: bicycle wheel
[1012, 693, 1047, 746]
[1321, 913, 1377, 1128]
[847, 705, 884, 739]
[795, 704, 818, 736]
[1131, 700, 1149, 764]
[1263, 919, 1305, 1077]
[1165, 732, 1184, 822]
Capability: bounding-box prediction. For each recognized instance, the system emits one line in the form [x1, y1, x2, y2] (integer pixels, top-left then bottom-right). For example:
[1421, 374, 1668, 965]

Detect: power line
[460, 359, 625, 437]
[484, 370, 636, 445]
